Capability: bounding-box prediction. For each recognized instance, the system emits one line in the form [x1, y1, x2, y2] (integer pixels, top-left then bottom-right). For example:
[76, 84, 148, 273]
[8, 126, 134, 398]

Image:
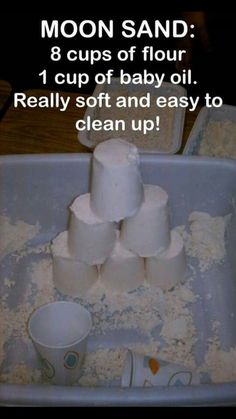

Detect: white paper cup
[121, 350, 201, 387]
[90, 138, 144, 222]
[28, 301, 92, 385]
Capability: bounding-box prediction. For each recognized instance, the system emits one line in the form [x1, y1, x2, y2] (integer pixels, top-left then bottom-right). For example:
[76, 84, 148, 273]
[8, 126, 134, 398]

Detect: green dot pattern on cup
[41, 357, 55, 379]
[64, 351, 80, 369]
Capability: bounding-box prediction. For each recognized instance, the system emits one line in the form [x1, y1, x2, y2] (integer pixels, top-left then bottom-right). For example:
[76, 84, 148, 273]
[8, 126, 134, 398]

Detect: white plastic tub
[1, 154, 236, 406]
[183, 105, 236, 156]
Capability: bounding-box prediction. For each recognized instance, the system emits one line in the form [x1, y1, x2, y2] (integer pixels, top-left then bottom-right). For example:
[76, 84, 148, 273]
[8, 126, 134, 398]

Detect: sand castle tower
[51, 138, 186, 296]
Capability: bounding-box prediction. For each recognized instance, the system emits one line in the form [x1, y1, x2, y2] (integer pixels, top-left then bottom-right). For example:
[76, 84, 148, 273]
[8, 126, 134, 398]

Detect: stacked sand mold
[51, 138, 186, 296]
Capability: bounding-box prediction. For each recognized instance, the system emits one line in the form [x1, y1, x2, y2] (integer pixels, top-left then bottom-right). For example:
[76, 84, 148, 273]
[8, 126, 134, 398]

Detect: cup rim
[28, 301, 92, 349]
[121, 349, 133, 387]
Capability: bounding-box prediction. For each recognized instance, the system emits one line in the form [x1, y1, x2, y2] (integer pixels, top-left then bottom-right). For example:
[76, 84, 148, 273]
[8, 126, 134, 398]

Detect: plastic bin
[183, 105, 236, 156]
[1, 154, 236, 406]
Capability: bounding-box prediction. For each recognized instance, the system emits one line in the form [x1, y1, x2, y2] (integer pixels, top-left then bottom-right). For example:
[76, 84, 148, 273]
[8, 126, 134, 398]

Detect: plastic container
[1, 154, 236, 406]
[78, 78, 186, 154]
[183, 105, 236, 156]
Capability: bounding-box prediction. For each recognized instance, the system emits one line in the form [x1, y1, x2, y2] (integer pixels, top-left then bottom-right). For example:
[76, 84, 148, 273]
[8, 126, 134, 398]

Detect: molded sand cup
[121, 351, 201, 388]
[68, 193, 116, 265]
[51, 231, 98, 297]
[100, 237, 145, 292]
[90, 139, 144, 222]
[146, 230, 186, 291]
[28, 302, 92, 385]
[120, 184, 171, 257]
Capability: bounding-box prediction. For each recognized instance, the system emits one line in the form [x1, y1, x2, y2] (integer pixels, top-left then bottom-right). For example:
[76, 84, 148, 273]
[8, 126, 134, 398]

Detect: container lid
[78, 79, 186, 154]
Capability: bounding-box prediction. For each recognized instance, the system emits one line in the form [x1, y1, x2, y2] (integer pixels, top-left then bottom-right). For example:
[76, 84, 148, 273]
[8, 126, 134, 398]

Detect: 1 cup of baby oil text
[28, 301, 92, 385]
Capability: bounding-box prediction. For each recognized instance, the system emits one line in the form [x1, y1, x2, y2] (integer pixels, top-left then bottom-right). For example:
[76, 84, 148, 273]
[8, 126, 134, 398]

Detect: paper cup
[121, 350, 201, 387]
[28, 301, 92, 385]
[90, 138, 144, 222]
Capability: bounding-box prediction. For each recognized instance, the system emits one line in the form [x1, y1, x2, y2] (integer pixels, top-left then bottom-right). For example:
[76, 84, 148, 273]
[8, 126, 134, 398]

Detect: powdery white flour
[199, 120, 236, 159]
[175, 211, 230, 272]
[0, 215, 40, 261]
[0, 210, 236, 386]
